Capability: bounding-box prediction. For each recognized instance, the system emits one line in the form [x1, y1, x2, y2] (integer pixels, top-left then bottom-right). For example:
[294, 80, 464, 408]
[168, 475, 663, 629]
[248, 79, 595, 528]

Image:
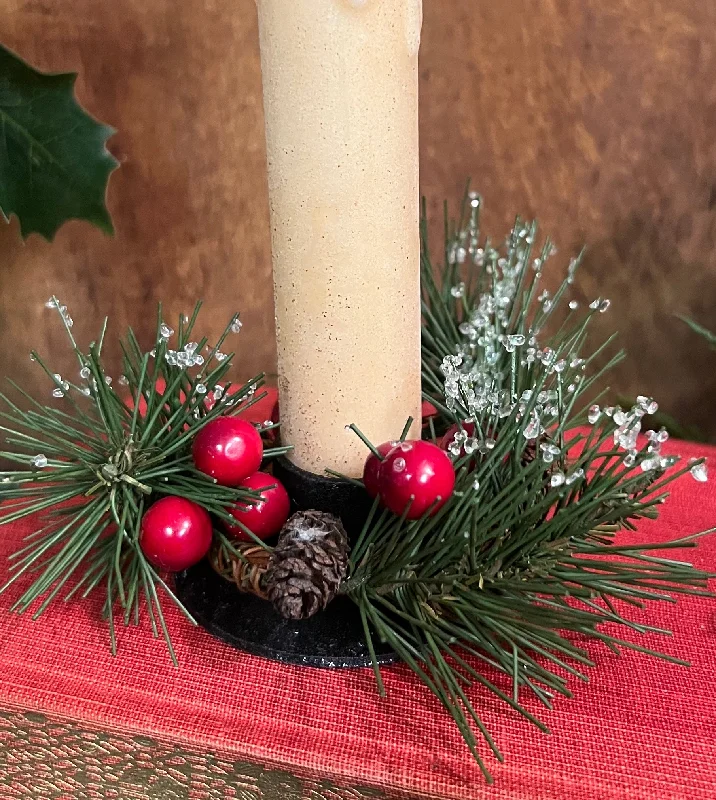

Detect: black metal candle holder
[174, 457, 398, 668]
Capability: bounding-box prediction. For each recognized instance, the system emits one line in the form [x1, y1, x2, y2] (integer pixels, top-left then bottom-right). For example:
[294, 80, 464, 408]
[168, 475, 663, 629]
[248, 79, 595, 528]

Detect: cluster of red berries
[139, 399, 461, 572]
[363, 438, 455, 520]
[139, 416, 290, 572]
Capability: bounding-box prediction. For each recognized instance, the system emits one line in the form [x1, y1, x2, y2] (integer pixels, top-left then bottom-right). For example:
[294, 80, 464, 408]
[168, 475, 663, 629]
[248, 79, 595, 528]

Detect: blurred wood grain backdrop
[1, 0, 716, 438]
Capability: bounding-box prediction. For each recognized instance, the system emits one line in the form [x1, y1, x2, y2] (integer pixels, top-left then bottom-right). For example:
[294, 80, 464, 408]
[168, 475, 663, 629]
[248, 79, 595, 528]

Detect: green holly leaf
[0, 43, 118, 240]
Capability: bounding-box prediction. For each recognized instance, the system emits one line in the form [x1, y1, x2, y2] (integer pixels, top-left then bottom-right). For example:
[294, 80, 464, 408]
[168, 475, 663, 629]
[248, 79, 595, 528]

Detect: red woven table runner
[0, 411, 714, 799]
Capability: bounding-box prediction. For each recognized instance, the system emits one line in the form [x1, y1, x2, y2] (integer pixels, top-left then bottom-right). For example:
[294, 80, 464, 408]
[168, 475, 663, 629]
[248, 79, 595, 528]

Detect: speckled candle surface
[257, 0, 423, 477]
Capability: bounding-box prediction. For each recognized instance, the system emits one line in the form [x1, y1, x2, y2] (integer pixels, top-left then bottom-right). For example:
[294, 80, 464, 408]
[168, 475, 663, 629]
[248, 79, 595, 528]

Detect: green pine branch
[679, 314, 716, 349]
[345, 191, 714, 781]
[0, 300, 289, 662]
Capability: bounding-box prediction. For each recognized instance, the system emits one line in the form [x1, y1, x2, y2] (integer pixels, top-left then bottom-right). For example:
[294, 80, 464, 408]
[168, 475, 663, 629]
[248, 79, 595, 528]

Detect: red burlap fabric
[0, 401, 714, 799]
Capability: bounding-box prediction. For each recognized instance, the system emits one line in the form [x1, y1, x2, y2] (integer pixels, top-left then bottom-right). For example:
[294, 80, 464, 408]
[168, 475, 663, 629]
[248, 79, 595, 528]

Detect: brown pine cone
[522, 439, 561, 489]
[522, 440, 538, 465]
[264, 510, 350, 620]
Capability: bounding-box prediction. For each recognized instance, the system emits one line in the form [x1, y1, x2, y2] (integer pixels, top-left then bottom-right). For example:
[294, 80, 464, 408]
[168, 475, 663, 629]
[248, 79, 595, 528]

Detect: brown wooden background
[1, 0, 716, 439]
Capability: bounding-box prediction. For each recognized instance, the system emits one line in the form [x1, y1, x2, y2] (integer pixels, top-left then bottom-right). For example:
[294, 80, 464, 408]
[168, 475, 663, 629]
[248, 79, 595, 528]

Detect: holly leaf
[0, 43, 118, 240]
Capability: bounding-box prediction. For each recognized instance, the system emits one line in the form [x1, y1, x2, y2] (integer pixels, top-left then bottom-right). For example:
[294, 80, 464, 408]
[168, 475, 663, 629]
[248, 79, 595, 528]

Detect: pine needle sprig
[347, 192, 714, 781]
[0, 300, 287, 661]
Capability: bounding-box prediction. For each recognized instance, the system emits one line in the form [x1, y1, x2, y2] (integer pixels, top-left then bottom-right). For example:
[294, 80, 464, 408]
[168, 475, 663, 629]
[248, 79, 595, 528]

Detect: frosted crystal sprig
[429, 198, 708, 498]
[45, 296, 74, 328]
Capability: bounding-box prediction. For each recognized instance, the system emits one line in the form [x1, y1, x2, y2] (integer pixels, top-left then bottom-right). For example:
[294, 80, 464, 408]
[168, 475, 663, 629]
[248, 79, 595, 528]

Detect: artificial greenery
[616, 394, 706, 445]
[0, 302, 288, 663]
[342, 192, 713, 780]
[680, 314, 716, 349]
[0, 192, 712, 780]
[0, 43, 117, 239]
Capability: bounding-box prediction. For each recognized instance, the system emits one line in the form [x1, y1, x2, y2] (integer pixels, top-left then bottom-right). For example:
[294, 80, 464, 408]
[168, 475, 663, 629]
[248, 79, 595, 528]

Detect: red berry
[204, 387, 279, 420]
[363, 441, 397, 498]
[270, 398, 280, 426]
[126, 379, 172, 416]
[422, 400, 438, 420]
[192, 416, 263, 486]
[440, 421, 476, 455]
[378, 440, 455, 519]
[140, 496, 213, 572]
[224, 471, 291, 542]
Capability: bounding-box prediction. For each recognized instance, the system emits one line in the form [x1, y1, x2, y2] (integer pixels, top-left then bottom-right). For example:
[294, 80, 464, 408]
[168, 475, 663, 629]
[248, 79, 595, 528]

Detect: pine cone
[265, 510, 350, 620]
[522, 440, 538, 465]
[522, 439, 559, 489]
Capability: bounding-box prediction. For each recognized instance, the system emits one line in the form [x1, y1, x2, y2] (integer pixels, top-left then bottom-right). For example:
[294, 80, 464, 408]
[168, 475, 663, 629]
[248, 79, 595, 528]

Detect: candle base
[174, 458, 398, 668]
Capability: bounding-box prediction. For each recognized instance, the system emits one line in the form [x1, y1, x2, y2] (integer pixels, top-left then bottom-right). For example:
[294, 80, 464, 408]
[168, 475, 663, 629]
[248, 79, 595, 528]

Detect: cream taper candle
[257, 0, 423, 477]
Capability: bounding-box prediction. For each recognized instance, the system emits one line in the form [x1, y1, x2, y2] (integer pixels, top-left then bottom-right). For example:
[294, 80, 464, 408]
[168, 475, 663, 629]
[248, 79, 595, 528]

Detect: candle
[257, 0, 423, 477]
